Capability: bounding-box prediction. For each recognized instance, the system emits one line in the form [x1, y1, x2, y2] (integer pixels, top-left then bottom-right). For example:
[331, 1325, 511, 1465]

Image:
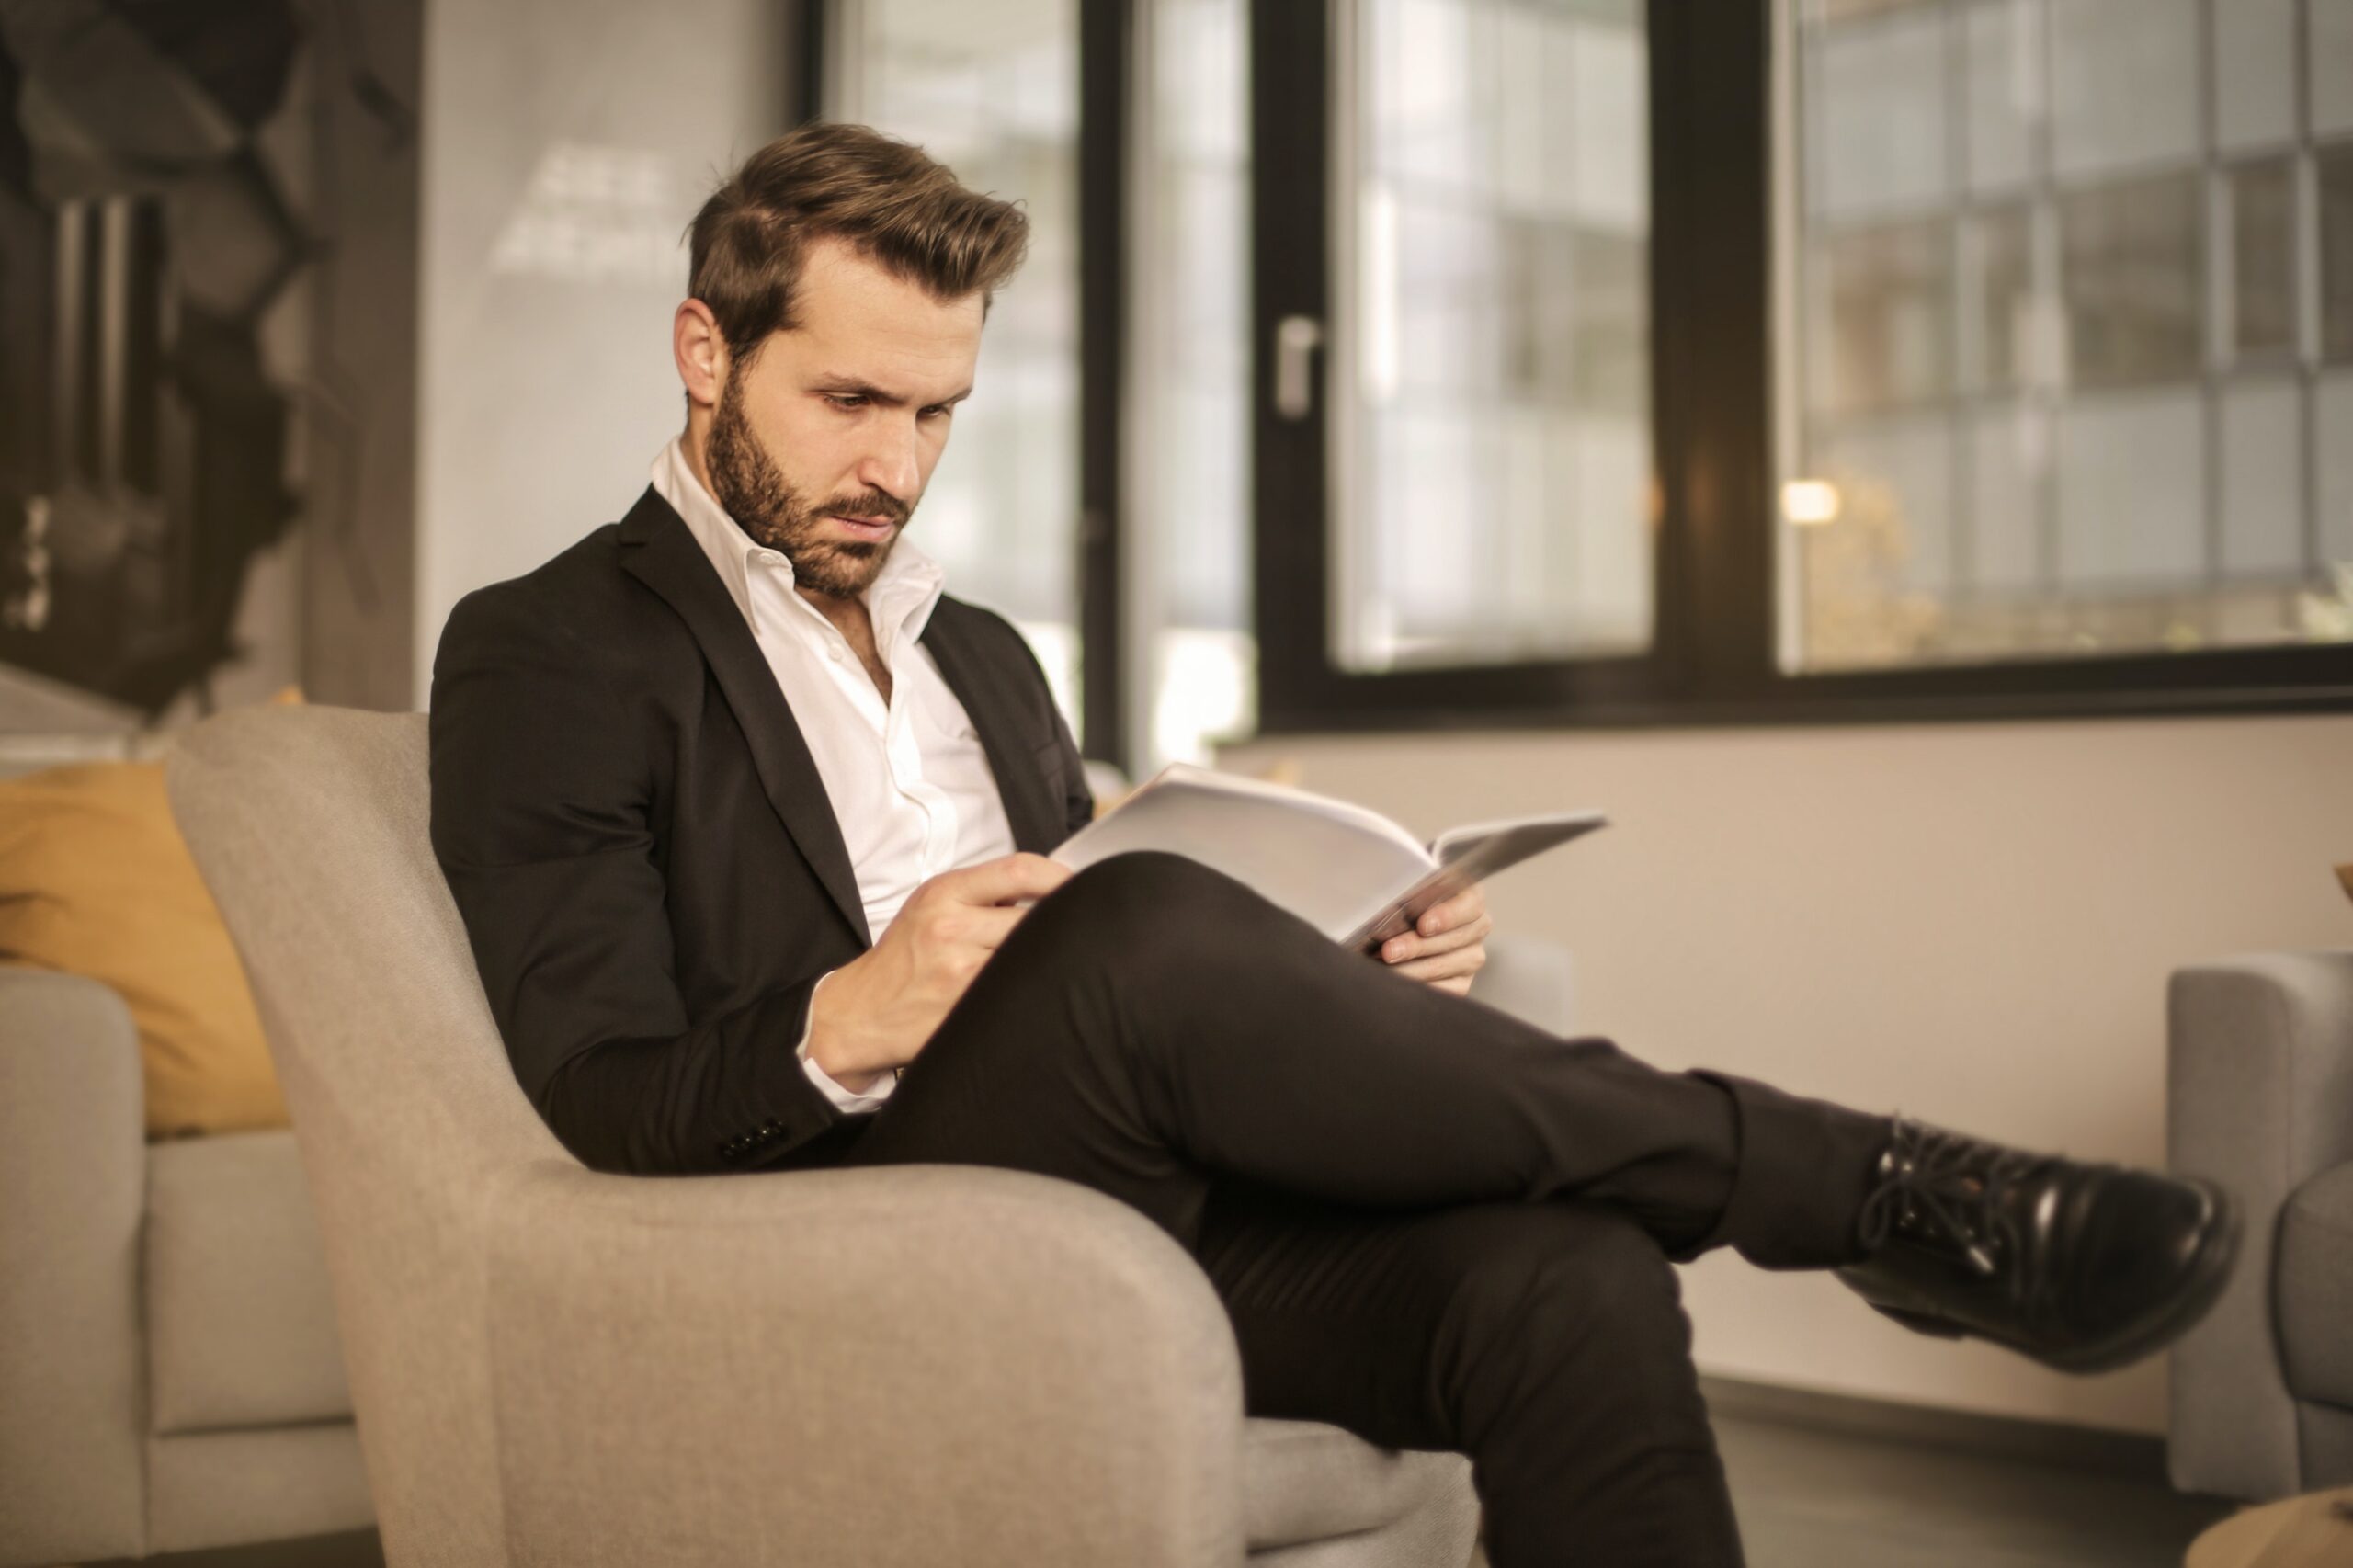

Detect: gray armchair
[159, 704, 1508, 1567]
[2168, 951, 2353, 1500]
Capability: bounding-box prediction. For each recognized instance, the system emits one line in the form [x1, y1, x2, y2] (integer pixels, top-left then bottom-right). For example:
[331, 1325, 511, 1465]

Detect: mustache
[815, 489, 911, 527]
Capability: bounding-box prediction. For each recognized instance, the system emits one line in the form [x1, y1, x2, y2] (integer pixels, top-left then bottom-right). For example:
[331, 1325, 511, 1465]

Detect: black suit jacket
[428, 486, 1095, 1176]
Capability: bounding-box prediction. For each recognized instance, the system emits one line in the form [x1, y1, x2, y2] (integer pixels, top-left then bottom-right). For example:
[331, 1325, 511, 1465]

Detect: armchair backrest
[167, 704, 565, 1565]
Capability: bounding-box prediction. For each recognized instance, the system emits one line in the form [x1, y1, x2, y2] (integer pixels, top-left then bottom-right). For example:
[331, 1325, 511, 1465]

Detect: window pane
[1136, 0, 1254, 769]
[2323, 144, 2353, 364]
[1808, 5, 1949, 222]
[2218, 377, 2303, 576]
[1783, 0, 2353, 672]
[2313, 0, 2353, 140]
[2055, 391, 2204, 589]
[1962, 0, 2040, 195]
[2049, 0, 2200, 182]
[2060, 172, 2200, 390]
[2315, 371, 2353, 565]
[1967, 203, 2035, 393]
[830, 0, 1083, 723]
[1335, 0, 1652, 673]
[1966, 403, 2045, 594]
[2230, 157, 2295, 362]
[2214, 0, 2297, 153]
[1810, 218, 1953, 415]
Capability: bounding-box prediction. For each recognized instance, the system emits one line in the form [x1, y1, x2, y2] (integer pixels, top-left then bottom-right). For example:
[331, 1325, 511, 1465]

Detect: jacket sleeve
[427, 584, 850, 1176]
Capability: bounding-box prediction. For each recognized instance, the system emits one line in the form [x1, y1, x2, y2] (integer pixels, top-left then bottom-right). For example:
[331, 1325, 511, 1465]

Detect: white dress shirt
[650, 438, 1017, 1115]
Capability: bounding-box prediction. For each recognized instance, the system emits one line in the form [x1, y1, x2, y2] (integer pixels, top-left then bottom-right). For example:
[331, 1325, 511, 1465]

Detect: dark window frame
[1248, 0, 2353, 735]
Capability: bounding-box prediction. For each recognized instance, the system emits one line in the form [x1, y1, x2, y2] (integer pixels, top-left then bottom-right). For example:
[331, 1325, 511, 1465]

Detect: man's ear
[674, 299, 728, 411]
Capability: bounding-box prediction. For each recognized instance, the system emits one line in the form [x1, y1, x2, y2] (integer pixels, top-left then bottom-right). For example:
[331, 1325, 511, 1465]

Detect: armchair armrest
[0, 969, 146, 1566]
[2167, 950, 2353, 1500]
[1471, 933, 1574, 1036]
[484, 1159, 1248, 1567]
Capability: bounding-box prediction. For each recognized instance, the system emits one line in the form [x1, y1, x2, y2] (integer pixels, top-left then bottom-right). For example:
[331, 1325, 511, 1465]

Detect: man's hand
[805, 852, 1072, 1090]
[1377, 883, 1492, 997]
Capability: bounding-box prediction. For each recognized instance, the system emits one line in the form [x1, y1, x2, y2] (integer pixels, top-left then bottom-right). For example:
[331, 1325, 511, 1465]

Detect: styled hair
[687, 121, 1029, 363]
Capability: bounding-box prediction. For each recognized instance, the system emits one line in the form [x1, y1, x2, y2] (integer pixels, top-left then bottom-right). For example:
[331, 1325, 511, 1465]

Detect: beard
[704, 373, 912, 599]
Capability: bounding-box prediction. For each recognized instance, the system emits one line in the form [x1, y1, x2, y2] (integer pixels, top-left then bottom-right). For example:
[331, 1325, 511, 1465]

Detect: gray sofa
[2169, 950, 2353, 1500]
[2, 702, 1571, 1565]
[0, 971, 373, 1564]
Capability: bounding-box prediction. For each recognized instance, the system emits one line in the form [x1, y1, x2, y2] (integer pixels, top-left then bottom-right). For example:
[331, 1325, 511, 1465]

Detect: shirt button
[827, 646, 844, 662]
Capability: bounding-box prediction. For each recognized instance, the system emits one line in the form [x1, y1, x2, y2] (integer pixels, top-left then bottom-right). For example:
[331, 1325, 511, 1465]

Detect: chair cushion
[2279, 1162, 2353, 1409]
[146, 1130, 351, 1434]
[1239, 1415, 1465, 1550]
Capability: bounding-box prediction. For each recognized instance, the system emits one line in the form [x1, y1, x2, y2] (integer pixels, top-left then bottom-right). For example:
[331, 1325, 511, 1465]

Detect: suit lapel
[617, 487, 872, 946]
[920, 607, 1065, 855]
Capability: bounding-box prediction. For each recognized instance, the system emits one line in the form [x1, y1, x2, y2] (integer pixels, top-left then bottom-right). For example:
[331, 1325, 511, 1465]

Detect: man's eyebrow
[811, 377, 974, 408]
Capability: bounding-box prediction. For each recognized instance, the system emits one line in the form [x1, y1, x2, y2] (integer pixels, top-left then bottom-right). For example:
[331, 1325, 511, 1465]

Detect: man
[429, 123, 2236, 1568]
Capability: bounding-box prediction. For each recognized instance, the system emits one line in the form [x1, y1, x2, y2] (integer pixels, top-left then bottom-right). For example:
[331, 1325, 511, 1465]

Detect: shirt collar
[649, 436, 947, 649]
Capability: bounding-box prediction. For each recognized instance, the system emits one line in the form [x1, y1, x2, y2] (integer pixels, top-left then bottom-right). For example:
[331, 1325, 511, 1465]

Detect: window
[823, 0, 1259, 772]
[1336, 0, 1654, 673]
[1254, 0, 2353, 729]
[1784, 0, 2353, 674]
[825, 0, 1086, 724]
[1134, 0, 1257, 766]
[817, 0, 2353, 744]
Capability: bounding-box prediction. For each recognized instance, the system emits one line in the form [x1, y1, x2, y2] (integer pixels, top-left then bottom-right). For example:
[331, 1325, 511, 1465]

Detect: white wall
[1220, 711, 2353, 1435]
[414, 0, 790, 699]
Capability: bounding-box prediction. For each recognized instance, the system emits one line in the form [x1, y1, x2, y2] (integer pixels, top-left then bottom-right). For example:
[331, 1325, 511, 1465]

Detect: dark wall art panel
[0, 0, 363, 723]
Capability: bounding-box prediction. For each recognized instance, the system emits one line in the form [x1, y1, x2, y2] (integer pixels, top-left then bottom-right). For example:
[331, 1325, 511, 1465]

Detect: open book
[1050, 762, 1607, 951]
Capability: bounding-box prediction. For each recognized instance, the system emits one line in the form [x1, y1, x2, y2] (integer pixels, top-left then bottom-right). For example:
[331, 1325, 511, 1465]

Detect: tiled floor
[103, 1407, 2234, 1568]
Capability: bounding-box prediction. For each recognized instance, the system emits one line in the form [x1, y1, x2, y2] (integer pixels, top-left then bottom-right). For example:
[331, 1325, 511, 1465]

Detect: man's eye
[825, 393, 867, 410]
[919, 405, 952, 421]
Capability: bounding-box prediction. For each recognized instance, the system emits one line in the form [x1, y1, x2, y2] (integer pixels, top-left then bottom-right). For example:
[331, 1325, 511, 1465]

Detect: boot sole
[1858, 1178, 2243, 1375]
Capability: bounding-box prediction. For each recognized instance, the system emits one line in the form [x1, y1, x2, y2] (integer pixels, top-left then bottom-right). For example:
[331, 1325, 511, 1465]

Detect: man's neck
[810, 583, 892, 703]
[679, 418, 723, 511]
[801, 582, 874, 647]
[675, 422, 891, 696]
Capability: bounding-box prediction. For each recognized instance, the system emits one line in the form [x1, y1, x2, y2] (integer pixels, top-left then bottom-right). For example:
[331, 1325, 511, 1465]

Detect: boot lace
[1856, 1119, 2048, 1287]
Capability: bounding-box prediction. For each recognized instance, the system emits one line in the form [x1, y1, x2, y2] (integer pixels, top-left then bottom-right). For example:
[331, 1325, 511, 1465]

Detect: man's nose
[856, 421, 923, 502]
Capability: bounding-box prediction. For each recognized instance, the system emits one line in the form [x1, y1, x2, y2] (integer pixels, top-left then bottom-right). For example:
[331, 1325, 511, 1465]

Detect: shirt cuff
[796, 969, 895, 1114]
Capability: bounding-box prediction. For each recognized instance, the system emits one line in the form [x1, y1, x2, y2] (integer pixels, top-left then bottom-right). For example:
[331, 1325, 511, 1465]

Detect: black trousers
[789, 851, 1890, 1567]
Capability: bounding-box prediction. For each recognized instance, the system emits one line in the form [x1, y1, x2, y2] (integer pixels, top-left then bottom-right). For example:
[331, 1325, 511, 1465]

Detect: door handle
[1273, 314, 1324, 422]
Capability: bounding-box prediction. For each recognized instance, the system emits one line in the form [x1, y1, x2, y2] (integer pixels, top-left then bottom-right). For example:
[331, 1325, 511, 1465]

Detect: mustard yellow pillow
[0, 698, 299, 1140]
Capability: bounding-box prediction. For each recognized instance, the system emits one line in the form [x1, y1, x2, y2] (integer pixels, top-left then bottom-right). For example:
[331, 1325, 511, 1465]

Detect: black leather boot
[1833, 1118, 2240, 1374]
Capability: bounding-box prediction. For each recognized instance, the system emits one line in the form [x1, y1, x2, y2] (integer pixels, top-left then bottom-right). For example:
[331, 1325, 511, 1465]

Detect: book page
[1052, 764, 1434, 941]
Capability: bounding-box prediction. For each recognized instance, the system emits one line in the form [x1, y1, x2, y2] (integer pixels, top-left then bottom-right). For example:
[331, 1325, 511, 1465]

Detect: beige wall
[1221, 711, 2353, 1435]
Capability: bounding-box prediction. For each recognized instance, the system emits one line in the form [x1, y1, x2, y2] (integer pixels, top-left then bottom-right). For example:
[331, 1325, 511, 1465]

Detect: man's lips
[828, 514, 898, 541]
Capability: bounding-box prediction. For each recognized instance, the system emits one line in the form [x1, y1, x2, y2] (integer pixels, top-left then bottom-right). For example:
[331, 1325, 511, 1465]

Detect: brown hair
[687, 121, 1029, 363]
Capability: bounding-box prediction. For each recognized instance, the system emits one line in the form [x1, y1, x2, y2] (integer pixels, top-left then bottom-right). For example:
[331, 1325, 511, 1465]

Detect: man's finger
[1416, 884, 1486, 938]
[942, 852, 1073, 906]
[961, 903, 1028, 948]
[1382, 914, 1493, 964]
[1389, 944, 1485, 984]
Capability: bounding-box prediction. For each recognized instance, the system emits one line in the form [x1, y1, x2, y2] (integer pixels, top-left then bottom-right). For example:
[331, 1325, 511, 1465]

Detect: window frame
[808, 0, 1137, 771]
[1248, 0, 2353, 735]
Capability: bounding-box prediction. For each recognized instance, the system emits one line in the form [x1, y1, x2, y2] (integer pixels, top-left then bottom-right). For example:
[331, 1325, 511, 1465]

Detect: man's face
[703, 235, 983, 599]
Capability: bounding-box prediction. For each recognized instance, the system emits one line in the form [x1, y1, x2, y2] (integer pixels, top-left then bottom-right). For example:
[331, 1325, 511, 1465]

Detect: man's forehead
[778, 237, 983, 392]
[795, 236, 984, 333]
